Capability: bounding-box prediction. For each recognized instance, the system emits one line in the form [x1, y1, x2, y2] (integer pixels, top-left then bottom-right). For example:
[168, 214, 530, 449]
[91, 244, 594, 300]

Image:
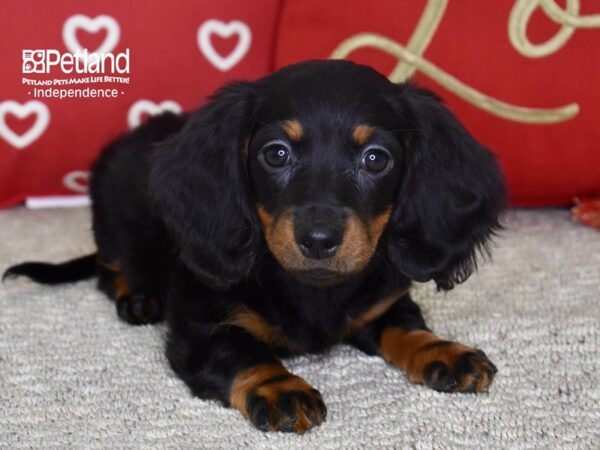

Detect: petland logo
[22, 49, 130, 74]
[21, 48, 130, 99]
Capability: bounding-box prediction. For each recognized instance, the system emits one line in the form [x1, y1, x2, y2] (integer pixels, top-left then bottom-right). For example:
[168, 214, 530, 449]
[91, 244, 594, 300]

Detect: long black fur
[3, 60, 505, 432]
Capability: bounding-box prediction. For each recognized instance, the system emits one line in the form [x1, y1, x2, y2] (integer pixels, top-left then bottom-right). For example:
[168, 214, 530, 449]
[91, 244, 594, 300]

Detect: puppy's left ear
[149, 82, 260, 289]
[386, 84, 505, 290]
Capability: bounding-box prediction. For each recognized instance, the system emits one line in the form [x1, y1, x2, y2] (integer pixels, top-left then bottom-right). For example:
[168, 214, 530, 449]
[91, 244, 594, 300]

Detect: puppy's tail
[2, 253, 97, 285]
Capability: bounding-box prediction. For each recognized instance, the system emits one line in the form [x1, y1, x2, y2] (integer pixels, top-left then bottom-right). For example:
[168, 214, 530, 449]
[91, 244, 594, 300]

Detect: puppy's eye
[362, 147, 391, 173]
[262, 142, 291, 168]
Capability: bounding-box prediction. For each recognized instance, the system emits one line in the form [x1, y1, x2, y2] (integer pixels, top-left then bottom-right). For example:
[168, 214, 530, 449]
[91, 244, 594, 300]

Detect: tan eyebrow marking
[281, 120, 303, 142]
[352, 124, 374, 145]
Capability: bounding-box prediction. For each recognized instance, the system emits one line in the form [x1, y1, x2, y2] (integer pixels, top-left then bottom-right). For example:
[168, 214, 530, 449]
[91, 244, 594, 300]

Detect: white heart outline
[127, 100, 183, 129]
[63, 170, 90, 194]
[63, 14, 120, 55]
[0, 100, 50, 149]
[198, 19, 252, 71]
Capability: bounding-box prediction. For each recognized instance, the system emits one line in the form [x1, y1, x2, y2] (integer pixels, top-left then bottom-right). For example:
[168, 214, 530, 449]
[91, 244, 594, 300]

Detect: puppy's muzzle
[257, 203, 391, 286]
[293, 205, 345, 260]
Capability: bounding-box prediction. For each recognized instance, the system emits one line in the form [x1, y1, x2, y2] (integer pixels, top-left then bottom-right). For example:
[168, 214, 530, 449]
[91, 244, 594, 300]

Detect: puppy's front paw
[230, 364, 326, 433]
[422, 348, 497, 393]
[382, 329, 497, 393]
[247, 386, 326, 433]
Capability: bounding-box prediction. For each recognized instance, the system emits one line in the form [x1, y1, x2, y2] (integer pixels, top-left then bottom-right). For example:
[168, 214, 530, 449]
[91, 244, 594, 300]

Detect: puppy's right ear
[385, 84, 505, 291]
[149, 82, 260, 289]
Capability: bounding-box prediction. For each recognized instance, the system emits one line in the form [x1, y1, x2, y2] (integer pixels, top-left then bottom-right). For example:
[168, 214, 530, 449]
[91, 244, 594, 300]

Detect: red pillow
[0, 0, 281, 208]
[275, 0, 600, 206]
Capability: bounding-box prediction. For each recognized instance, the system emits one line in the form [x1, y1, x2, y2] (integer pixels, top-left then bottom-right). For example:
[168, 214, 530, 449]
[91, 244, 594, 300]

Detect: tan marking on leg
[230, 363, 324, 433]
[381, 329, 442, 379]
[113, 273, 132, 298]
[281, 119, 303, 142]
[352, 124, 374, 145]
[380, 328, 494, 392]
[254, 375, 314, 403]
[229, 363, 290, 415]
[98, 260, 131, 299]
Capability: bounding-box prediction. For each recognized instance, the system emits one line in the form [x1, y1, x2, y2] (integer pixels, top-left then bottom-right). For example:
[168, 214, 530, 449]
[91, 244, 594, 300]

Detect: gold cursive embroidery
[390, 0, 448, 82]
[509, 0, 600, 58]
[329, 0, 600, 124]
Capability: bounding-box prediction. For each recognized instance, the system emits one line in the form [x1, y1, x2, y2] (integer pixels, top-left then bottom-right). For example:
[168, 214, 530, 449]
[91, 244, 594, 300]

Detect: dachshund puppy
[5, 60, 505, 433]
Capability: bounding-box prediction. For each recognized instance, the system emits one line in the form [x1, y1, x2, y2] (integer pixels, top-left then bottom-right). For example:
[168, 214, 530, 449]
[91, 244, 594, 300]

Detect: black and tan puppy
[5, 60, 505, 433]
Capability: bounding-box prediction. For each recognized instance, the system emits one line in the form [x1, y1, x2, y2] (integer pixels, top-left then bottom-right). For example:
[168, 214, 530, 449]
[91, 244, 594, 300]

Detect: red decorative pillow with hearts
[275, 0, 600, 206]
[0, 0, 280, 207]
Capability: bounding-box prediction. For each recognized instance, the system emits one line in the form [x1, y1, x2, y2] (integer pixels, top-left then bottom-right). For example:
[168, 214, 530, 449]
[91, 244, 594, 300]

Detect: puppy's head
[247, 65, 403, 286]
[151, 60, 504, 290]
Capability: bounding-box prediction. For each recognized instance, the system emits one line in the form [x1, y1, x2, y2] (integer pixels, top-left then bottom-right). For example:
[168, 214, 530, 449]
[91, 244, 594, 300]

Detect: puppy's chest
[275, 304, 348, 354]
[226, 276, 408, 354]
[230, 294, 355, 354]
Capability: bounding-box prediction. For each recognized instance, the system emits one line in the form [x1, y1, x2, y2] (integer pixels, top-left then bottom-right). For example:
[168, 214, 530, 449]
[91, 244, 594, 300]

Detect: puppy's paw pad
[116, 292, 163, 325]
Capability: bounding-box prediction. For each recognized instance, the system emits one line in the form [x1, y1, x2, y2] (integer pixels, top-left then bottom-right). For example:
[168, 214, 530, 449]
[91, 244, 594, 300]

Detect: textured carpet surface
[0, 207, 599, 449]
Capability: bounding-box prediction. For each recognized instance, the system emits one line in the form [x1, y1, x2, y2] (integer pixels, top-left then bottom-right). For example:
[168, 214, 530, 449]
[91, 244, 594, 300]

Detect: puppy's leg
[347, 292, 497, 393]
[97, 261, 164, 325]
[167, 326, 326, 433]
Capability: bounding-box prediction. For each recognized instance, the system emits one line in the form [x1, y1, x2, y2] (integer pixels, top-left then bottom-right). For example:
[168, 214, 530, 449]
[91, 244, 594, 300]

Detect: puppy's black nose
[297, 227, 342, 259]
[294, 205, 345, 260]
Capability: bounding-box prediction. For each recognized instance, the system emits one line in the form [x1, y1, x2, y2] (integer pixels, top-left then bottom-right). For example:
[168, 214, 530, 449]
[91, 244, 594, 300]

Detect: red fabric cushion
[275, 0, 600, 206]
[0, 0, 281, 207]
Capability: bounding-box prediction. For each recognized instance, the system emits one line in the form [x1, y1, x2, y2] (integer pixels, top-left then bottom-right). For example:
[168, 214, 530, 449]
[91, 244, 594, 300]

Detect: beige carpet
[0, 207, 598, 449]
